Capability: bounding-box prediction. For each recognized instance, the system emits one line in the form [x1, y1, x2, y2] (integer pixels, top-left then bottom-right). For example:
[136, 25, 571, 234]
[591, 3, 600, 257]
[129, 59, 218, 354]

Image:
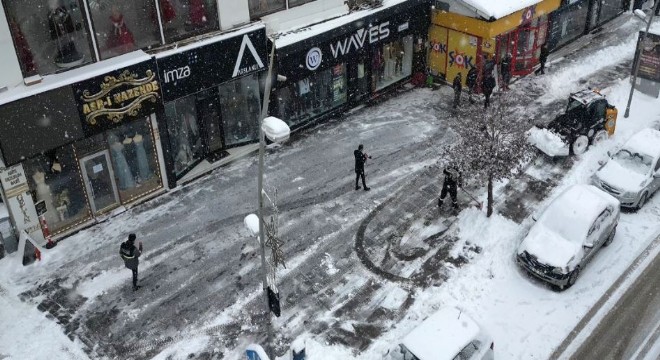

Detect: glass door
[197, 91, 224, 153]
[80, 150, 120, 214]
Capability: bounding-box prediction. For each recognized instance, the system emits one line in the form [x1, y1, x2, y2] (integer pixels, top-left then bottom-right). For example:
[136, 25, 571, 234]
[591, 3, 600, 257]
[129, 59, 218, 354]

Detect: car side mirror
[584, 243, 594, 249]
[606, 151, 611, 157]
[598, 159, 606, 166]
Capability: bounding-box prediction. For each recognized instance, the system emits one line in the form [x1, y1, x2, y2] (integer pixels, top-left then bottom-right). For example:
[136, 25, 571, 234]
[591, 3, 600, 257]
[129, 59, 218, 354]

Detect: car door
[652, 158, 660, 193]
[583, 209, 610, 262]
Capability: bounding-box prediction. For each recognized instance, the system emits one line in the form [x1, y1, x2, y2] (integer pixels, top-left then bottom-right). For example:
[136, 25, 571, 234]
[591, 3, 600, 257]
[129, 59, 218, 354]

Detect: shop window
[164, 96, 204, 177]
[373, 35, 413, 91]
[276, 63, 347, 128]
[24, 145, 91, 234]
[86, 0, 161, 59]
[158, 0, 219, 42]
[288, 0, 315, 7]
[248, 0, 285, 18]
[218, 74, 261, 147]
[4, 0, 94, 76]
[105, 118, 162, 203]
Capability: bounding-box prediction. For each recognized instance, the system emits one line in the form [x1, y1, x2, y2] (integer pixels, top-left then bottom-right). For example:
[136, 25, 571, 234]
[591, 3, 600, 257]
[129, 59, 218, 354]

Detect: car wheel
[572, 136, 589, 155]
[603, 226, 616, 247]
[636, 192, 648, 211]
[591, 130, 608, 145]
[567, 266, 581, 288]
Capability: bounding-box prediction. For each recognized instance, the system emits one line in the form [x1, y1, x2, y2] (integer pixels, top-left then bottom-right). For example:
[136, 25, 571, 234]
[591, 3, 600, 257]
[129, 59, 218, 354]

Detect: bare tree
[441, 92, 534, 217]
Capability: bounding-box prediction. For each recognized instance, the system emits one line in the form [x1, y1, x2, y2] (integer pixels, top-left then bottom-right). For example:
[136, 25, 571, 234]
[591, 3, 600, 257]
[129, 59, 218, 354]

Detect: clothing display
[48, 2, 84, 68]
[107, 8, 135, 52]
[32, 171, 59, 226]
[110, 141, 135, 190]
[133, 134, 152, 183]
[9, 19, 37, 73]
[188, 0, 208, 28]
[159, 0, 177, 24]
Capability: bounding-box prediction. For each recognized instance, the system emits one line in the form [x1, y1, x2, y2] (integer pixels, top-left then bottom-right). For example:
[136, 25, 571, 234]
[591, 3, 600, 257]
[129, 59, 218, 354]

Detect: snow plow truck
[527, 89, 618, 157]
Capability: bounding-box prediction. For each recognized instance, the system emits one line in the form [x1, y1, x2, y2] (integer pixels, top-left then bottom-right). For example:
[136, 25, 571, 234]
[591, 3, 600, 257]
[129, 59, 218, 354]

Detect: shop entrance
[497, 17, 547, 76]
[79, 150, 120, 214]
[196, 91, 224, 153]
[348, 55, 370, 103]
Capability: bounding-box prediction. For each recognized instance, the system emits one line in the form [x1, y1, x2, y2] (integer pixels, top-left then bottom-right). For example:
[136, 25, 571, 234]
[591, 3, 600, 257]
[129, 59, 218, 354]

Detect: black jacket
[452, 75, 462, 93]
[482, 76, 496, 96]
[443, 167, 462, 187]
[466, 67, 478, 89]
[354, 149, 366, 173]
[539, 46, 549, 63]
[120, 242, 141, 270]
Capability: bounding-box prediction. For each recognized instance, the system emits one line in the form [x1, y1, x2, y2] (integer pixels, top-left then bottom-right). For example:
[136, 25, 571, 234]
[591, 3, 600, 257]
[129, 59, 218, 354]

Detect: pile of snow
[527, 126, 569, 157]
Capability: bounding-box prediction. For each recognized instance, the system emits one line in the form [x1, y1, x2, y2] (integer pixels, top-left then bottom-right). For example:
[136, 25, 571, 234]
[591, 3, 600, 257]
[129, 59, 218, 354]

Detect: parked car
[517, 184, 620, 290]
[391, 307, 494, 360]
[592, 128, 660, 209]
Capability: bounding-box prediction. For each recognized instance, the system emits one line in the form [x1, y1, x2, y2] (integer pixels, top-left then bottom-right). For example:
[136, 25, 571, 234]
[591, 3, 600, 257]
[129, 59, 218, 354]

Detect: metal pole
[258, 42, 277, 360]
[624, 1, 659, 118]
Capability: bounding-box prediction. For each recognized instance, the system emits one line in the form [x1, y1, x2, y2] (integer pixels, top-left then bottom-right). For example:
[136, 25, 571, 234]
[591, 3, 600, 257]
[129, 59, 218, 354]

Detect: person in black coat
[466, 67, 478, 104]
[500, 53, 512, 90]
[536, 44, 549, 75]
[439, 165, 462, 209]
[120, 233, 143, 291]
[354, 144, 371, 191]
[482, 75, 496, 108]
[452, 73, 462, 109]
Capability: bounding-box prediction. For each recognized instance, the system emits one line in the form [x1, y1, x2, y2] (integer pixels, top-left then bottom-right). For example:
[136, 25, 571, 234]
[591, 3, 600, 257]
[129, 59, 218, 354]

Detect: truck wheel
[572, 136, 589, 155]
[592, 130, 608, 145]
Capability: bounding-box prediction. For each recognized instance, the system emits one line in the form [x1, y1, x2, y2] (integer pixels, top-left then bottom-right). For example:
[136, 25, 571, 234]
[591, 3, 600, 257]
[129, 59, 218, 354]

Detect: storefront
[585, 0, 627, 32]
[0, 56, 167, 244]
[428, 0, 561, 88]
[271, 0, 429, 130]
[546, 0, 591, 51]
[154, 25, 267, 181]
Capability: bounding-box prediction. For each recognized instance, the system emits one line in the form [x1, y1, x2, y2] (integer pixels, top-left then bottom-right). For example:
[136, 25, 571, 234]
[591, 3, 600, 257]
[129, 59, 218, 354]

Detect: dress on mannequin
[188, 0, 208, 28]
[48, 0, 83, 68]
[159, 0, 177, 24]
[108, 7, 135, 53]
[133, 134, 152, 182]
[110, 141, 135, 190]
[32, 171, 58, 226]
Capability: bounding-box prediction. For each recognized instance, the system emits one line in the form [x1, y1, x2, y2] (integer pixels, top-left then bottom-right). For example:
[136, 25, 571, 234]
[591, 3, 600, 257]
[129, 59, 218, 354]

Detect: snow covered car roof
[401, 307, 481, 360]
[536, 185, 618, 244]
[461, 0, 542, 20]
[622, 128, 660, 160]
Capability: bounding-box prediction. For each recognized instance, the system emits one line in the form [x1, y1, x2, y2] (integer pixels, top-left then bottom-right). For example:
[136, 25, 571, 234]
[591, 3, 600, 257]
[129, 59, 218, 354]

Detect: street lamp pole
[257, 43, 277, 359]
[624, 1, 659, 118]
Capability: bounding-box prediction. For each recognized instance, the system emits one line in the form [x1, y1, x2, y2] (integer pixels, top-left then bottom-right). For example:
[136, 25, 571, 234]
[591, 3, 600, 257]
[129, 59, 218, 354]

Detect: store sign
[156, 27, 267, 102]
[636, 31, 660, 82]
[306, 47, 323, 70]
[73, 59, 160, 136]
[330, 21, 390, 58]
[521, 6, 536, 23]
[0, 164, 27, 192]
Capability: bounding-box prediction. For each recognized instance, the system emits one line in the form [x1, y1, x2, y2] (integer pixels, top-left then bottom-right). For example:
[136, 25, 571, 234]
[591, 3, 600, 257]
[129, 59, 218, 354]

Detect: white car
[593, 128, 660, 209]
[392, 307, 494, 360]
[517, 184, 620, 290]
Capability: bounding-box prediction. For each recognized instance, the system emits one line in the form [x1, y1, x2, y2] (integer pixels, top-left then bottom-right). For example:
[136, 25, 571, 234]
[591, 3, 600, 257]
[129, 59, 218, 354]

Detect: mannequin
[32, 171, 58, 226]
[48, 0, 83, 68]
[133, 133, 152, 183]
[158, 0, 177, 24]
[187, 0, 208, 29]
[107, 6, 135, 54]
[110, 136, 135, 190]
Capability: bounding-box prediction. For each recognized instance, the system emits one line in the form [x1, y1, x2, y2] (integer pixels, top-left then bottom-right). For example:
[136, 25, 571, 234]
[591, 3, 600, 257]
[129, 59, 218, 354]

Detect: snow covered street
[1, 11, 660, 360]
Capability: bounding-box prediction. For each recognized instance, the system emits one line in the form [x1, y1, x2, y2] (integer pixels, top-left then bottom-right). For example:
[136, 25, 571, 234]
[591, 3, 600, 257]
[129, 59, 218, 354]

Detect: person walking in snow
[354, 144, 371, 191]
[119, 233, 143, 291]
[535, 44, 549, 75]
[439, 165, 462, 210]
[452, 72, 462, 109]
[482, 75, 496, 108]
[466, 66, 478, 104]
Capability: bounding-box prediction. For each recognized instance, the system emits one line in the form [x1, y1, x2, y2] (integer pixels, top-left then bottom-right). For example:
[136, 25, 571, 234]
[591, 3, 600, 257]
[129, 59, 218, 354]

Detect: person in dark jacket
[354, 144, 371, 191]
[452, 72, 462, 108]
[500, 53, 512, 90]
[438, 165, 462, 209]
[482, 75, 496, 108]
[466, 66, 478, 104]
[120, 233, 143, 291]
[535, 44, 549, 75]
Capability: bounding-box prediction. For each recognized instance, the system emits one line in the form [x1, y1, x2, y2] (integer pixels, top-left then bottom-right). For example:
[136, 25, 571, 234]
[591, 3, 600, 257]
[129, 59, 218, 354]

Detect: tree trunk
[487, 174, 494, 217]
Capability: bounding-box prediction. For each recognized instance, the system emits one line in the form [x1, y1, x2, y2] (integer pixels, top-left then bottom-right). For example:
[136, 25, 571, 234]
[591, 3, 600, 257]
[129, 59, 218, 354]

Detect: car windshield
[613, 149, 652, 175]
[566, 98, 584, 112]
